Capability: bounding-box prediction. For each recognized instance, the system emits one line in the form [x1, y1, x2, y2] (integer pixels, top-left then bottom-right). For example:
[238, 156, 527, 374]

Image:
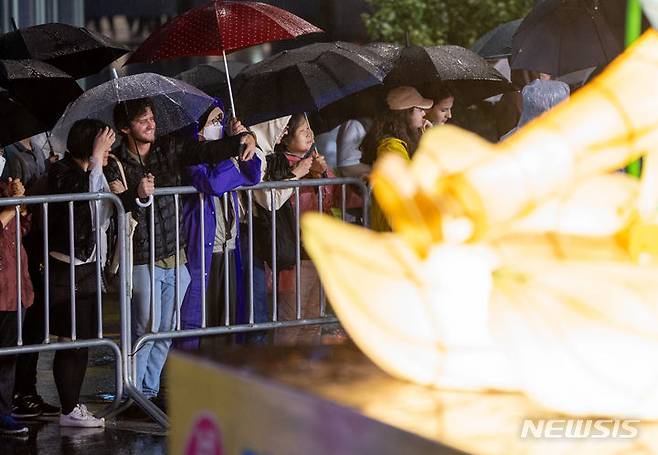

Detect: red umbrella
[125, 0, 323, 115]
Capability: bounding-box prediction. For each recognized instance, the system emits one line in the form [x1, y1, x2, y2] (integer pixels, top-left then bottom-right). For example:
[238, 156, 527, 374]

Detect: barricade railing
[125, 177, 370, 427]
[0, 192, 127, 417]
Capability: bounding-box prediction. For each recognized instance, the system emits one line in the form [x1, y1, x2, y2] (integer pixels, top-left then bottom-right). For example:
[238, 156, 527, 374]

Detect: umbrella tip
[10, 17, 18, 31]
[110, 68, 119, 80]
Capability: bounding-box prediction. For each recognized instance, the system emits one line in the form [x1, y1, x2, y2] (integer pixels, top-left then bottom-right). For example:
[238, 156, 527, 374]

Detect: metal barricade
[0, 192, 127, 417]
[125, 177, 370, 427]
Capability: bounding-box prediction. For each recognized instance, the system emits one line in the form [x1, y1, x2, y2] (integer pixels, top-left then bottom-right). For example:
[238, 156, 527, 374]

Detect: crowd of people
[0, 73, 570, 434]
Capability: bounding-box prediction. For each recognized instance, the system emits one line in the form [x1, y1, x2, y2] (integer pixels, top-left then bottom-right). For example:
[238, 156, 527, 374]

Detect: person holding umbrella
[178, 104, 263, 350]
[361, 86, 433, 232]
[261, 113, 337, 344]
[106, 97, 256, 410]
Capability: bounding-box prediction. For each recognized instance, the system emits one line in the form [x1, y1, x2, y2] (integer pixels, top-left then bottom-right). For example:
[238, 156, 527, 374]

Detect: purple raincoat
[180, 156, 262, 339]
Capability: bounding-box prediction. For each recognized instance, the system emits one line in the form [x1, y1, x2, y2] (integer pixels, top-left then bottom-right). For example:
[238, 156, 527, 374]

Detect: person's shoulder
[3, 144, 21, 162]
[47, 155, 72, 184]
[377, 137, 409, 159]
[378, 137, 407, 149]
[50, 154, 74, 173]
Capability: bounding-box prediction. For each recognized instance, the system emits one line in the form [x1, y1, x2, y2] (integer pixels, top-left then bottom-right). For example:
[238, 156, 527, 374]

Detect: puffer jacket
[104, 133, 245, 265]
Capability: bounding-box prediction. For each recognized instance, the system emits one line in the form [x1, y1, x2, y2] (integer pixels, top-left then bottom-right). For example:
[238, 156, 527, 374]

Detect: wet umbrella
[49, 73, 215, 152]
[231, 41, 391, 126]
[125, 0, 323, 115]
[471, 19, 523, 60]
[0, 23, 129, 79]
[0, 87, 53, 146]
[0, 59, 82, 135]
[175, 60, 247, 99]
[310, 43, 513, 132]
[384, 44, 514, 104]
[510, 0, 625, 76]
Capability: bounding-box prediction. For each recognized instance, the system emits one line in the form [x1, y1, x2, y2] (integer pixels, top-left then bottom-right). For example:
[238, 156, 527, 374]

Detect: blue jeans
[132, 264, 190, 398]
[242, 260, 269, 344]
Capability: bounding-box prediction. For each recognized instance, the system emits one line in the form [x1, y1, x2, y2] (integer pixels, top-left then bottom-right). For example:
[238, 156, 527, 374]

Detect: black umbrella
[0, 87, 51, 147]
[232, 41, 391, 126]
[510, 0, 624, 76]
[384, 44, 513, 103]
[0, 59, 83, 134]
[0, 23, 129, 79]
[311, 43, 513, 132]
[175, 60, 247, 99]
[471, 19, 523, 60]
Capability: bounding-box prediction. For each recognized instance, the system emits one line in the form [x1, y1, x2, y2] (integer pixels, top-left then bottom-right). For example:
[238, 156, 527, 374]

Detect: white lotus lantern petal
[303, 29, 658, 419]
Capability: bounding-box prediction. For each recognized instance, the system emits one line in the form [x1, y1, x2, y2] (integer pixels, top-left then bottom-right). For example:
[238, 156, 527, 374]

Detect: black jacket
[104, 133, 245, 265]
[48, 154, 97, 261]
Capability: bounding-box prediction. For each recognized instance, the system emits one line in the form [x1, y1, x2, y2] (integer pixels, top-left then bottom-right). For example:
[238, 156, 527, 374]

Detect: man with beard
[106, 98, 256, 411]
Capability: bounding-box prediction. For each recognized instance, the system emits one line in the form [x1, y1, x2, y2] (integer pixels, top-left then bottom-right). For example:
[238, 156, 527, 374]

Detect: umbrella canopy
[232, 41, 391, 126]
[0, 23, 129, 79]
[175, 60, 247, 98]
[0, 59, 82, 137]
[471, 19, 523, 60]
[310, 43, 514, 132]
[125, 0, 323, 65]
[384, 44, 514, 103]
[50, 73, 215, 152]
[0, 87, 53, 147]
[510, 0, 624, 76]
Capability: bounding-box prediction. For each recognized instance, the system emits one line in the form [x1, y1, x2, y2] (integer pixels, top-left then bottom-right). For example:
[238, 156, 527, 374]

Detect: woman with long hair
[361, 86, 433, 231]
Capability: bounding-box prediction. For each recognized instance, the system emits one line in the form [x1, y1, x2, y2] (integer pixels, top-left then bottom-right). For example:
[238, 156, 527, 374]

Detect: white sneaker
[59, 404, 105, 428]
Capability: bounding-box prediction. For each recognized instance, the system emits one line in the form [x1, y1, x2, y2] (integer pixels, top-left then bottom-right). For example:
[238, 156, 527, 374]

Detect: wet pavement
[0, 277, 347, 455]
[1, 348, 167, 455]
[0, 282, 167, 455]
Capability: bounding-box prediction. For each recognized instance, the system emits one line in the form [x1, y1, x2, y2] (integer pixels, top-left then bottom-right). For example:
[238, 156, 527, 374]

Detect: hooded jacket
[104, 132, 246, 265]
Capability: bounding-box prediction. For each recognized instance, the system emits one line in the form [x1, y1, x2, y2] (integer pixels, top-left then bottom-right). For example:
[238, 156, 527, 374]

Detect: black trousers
[14, 229, 46, 397]
[0, 312, 18, 415]
[207, 251, 237, 328]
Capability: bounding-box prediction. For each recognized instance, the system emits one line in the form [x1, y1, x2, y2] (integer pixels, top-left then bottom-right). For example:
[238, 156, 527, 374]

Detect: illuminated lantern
[303, 30, 658, 419]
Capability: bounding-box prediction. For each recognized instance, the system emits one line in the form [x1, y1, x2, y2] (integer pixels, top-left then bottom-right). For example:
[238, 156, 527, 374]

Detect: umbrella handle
[135, 195, 153, 208]
[223, 50, 237, 117]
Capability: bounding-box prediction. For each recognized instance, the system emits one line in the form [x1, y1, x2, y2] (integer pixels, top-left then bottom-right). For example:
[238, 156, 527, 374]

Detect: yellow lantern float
[303, 29, 658, 420]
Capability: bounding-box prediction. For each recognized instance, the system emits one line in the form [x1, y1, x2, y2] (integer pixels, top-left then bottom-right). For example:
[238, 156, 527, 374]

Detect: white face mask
[202, 124, 223, 141]
[0, 154, 5, 177]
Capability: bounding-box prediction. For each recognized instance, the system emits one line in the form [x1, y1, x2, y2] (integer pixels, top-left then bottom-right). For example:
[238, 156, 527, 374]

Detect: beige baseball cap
[386, 86, 433, 111]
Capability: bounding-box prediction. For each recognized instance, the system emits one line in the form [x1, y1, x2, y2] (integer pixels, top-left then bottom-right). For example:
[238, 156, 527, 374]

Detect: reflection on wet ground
[1, 418, 166, 455]
[0, 348, 166, 455]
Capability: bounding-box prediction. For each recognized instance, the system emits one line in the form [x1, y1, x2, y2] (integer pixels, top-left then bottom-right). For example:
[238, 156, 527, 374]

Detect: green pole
[626, 0, 643, 177]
